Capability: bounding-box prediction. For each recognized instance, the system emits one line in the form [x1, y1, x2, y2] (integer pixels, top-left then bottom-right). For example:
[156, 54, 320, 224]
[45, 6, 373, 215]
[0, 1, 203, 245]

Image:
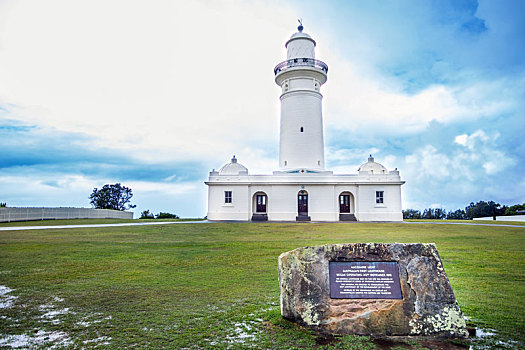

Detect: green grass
[0, 222, 523, 349]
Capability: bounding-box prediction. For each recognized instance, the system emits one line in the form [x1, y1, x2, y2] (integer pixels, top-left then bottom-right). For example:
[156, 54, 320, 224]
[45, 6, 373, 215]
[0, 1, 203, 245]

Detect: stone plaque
[329, 261, 402, 299]
[278, 243, 469, 338]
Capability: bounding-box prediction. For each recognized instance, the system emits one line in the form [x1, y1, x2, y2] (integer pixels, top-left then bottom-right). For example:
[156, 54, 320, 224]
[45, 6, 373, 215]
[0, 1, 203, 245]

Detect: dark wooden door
[340, 194, 350, 213]
[298, 194, 308, 215]
[256, 194, 267, 213]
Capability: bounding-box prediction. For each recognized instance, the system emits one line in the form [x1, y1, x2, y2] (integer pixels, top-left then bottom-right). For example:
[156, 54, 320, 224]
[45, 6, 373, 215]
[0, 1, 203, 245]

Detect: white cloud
[323, 56, 521, 136]
[452, 130, 514, 175]
[0, 0, 296, 167]
[406, 145, 451, 179]
[454, 134, 468, 146]
[455, 130, 491, 150]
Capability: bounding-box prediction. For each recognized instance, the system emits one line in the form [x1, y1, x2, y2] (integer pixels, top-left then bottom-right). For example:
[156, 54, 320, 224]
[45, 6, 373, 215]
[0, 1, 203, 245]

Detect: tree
[421, 208, 447, 220]
[446, 209, 467, 220]
[402, 209, 421, 219]
[465, 201, 504, 219]
[156, 212, 179, 219]
[89, 183, 136, 211]
[0, 202, 6, 208]
[139, 210, 155, 219]
[505, 203, 525, 216]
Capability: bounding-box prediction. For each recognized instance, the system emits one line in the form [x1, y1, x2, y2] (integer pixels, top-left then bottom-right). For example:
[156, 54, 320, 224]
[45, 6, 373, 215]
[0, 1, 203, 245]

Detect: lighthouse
[274, 21, 328, 171]
[205, 23, 404, 222]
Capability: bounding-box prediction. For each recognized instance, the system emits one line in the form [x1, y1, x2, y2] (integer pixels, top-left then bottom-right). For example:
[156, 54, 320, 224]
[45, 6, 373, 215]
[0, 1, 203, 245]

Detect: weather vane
[298, 18, 303, 32]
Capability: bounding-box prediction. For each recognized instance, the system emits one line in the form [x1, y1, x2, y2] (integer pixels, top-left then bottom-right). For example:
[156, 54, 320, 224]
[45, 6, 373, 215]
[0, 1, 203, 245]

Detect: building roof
[358, 155, 389, 174]
[218, 156, 248, 175]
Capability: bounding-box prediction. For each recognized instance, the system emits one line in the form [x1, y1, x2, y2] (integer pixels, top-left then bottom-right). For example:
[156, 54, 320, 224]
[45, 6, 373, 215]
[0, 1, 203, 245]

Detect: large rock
[278, 243, 468, 338]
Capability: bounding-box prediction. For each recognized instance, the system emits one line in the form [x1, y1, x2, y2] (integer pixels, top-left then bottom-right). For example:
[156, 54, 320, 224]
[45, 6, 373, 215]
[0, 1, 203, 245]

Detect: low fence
[472, 215, 525, 222]
[0, 207, 133, 223]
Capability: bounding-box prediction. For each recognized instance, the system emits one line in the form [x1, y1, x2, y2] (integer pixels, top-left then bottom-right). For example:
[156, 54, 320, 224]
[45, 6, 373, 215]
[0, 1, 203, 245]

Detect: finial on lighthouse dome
[298, 18, 303, 32]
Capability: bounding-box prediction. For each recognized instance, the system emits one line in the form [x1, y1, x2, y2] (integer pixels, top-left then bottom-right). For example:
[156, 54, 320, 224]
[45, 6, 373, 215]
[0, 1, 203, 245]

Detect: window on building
[284, 161, 287, 166]
[376, 191, 384, 204]
[225, 191, 232, 203]
[300, 127, 304, 132]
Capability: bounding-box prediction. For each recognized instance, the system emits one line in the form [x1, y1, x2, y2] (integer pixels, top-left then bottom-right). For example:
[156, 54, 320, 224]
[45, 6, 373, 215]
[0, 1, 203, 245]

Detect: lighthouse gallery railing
[274, 58, 328, 75]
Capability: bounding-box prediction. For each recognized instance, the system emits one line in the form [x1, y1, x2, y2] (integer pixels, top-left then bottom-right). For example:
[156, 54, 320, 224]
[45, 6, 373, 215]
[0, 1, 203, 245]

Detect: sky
[0, 0, 524, 217]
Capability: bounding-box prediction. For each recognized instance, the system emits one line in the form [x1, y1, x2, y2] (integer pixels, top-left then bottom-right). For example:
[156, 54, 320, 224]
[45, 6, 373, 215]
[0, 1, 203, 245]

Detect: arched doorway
[339, 191, 356, 221]
[296, 190, 311, 221]
[251, 192, 268, 221]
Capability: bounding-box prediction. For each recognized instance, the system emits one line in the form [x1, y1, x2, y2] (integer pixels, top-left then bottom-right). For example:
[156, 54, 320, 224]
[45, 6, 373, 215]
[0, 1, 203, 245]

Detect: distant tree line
[139, 210, 179, 219]
[403, 201, 525, 220]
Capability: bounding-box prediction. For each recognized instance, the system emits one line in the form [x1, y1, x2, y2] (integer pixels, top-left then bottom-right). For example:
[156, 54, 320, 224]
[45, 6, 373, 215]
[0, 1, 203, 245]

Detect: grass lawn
[0, 222, 523, 349]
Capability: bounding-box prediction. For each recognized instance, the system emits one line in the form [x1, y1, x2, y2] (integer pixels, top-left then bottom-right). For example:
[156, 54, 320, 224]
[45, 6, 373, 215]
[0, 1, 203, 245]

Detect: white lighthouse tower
[205, 22, 405, 222]
[274, 21, 328, 171]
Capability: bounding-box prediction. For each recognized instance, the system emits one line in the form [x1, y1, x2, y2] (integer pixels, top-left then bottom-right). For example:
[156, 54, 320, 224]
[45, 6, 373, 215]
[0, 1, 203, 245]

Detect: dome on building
[287, 31, 314, 42]
[286, 22, 316, 48]
[358, 155, 388, 174]
[218, 156, 248, 175]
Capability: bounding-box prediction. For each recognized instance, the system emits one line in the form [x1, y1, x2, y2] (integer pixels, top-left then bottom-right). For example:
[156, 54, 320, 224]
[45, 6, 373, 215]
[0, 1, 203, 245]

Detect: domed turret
[358, 155, 388, 175]
[218, 156, 248, 175]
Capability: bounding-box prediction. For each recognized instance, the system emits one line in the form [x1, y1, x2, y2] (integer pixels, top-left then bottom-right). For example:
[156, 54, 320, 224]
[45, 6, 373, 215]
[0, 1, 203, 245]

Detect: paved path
[0, 220, 523, 231]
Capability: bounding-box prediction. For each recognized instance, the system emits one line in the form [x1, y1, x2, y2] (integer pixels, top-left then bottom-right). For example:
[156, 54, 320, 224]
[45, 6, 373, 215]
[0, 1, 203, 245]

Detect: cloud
[400, 126, 519, 210]
[0, 0, 294, 165]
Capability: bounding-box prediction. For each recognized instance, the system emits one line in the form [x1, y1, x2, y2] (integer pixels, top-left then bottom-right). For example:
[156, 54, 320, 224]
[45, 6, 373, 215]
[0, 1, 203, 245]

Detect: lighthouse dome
[218, 156, 248, 175]
[286, 23, 316, 59]
[286, 31, 315, 45]
[358, 155, 388, 175]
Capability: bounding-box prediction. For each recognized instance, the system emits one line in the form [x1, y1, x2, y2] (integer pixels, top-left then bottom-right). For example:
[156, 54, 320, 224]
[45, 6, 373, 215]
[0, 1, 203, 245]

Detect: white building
[206, 24, 404, 222]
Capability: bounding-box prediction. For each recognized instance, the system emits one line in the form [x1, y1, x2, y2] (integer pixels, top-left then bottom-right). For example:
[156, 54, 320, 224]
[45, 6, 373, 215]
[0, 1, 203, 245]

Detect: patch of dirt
[315, 333, 337, 345]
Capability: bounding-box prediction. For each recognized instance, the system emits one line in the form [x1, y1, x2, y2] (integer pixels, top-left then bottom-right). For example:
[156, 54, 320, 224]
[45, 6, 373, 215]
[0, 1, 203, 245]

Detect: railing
[274, 58, 328, 75]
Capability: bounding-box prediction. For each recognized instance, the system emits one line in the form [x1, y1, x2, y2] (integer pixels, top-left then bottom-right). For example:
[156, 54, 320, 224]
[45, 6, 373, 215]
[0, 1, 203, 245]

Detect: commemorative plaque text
[329, 261, 402, 299]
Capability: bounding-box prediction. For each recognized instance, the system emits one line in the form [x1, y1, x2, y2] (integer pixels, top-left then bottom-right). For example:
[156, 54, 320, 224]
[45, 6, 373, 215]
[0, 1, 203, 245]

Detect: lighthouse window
[284, 161, 287, 166]
[300, 127, 304, 132]
[225, 191, 232, 203]
[376, 191, 384, 204]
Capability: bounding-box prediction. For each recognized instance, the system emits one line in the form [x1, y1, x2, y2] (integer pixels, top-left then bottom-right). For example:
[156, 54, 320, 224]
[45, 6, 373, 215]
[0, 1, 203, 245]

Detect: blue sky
[0, 0, 524, 217]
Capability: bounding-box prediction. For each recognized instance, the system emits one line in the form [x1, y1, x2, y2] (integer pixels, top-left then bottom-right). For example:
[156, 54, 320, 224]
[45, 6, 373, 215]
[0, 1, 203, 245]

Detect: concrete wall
[0, 207, 133, 223]
[473, 215, 525, 222]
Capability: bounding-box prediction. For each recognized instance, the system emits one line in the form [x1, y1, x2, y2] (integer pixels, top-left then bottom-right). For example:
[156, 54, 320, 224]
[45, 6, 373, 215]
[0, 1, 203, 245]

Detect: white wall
[0, 207, 133, 223]
[473, 215, 525, 222]
[207, 182, 403, 222]
[207, 184, 250, 220]
[279, 90, 324, 171]
[355, 184, 403, 222]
